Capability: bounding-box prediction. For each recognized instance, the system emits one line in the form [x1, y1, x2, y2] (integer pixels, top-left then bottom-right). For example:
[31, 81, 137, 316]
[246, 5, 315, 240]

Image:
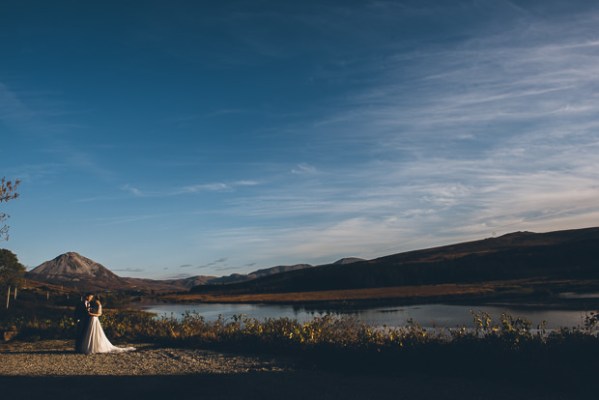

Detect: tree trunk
[13, 286, 17, 300]
[5, 286, 10, 309]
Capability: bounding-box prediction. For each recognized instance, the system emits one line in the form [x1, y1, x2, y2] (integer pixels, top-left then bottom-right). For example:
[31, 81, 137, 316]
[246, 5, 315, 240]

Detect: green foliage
[2, 306, 598, 381]
[0, 248, 26, 289]
[585, 311, 599, 330]
[3, 308, 597, 350]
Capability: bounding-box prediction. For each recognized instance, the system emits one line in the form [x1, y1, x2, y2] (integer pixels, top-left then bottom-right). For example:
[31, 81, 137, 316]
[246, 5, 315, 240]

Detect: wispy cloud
[3, 162, 67, 183]
[113, 267, 145, 273]
[233, 180, 260, 186]
[186, 7, 599, 271]
[120, 180, 260, 198]
[92, 214, 167, 226]
[197, 257, 228, 269]
[121, 184, 144, 197]
[165, 273, 193, 279]
[1, 81, 115, 183]
[0, 82, 34, 127]
[6, 2, 599, 277]
[179, 180, 260, 194]
[179, 183, 231, 193]
[291, 163, 319, 175]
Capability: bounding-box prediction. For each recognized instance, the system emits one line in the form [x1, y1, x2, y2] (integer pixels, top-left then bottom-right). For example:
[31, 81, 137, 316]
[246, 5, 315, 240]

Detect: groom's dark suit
[74, 299, 91, 353]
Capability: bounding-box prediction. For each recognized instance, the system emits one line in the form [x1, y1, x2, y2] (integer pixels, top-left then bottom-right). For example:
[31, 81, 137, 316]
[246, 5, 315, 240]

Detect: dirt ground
[0, 340, 590, 400]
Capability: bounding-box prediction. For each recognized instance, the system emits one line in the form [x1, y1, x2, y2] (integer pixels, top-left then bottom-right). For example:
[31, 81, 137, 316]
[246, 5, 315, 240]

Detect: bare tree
[0, 177, 20, 241]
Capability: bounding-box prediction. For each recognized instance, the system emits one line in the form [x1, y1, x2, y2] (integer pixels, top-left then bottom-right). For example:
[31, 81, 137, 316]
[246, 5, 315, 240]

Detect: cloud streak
[120, 180, 260, 198]
[189, 6, 599, 270]
[196, 257, 229, 269]
[5, 2, 599, 276]
[113, 267, 145, 273]
[291, 163, 319, 175]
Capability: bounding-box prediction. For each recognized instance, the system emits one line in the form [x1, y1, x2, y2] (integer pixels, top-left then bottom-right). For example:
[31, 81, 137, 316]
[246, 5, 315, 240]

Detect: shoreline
[149, 279, 599, 311]
[136, 296, 599, 312]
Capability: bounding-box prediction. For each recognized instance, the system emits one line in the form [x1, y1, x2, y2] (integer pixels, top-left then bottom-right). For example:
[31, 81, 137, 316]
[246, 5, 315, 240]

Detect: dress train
[81, 316, 136, 355]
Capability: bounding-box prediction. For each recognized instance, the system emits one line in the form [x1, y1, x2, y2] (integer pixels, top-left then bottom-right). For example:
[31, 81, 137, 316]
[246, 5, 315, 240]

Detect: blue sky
[2, 0, 599, 278]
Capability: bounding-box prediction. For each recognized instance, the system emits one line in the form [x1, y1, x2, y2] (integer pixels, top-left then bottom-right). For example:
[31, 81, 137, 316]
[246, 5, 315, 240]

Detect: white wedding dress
[81, 304, 136, 355]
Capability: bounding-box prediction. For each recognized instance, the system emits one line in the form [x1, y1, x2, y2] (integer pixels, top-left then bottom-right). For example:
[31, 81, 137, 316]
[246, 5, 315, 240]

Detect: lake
[141, 302, 595, 329]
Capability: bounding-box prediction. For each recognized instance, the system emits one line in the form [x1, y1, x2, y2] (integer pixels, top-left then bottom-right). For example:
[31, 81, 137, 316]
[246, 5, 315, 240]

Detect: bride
[81, 297, 136, 355]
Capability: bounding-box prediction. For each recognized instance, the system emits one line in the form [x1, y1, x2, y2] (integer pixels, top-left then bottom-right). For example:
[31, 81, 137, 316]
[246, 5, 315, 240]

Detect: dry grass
[162, 278, 599, 305]
[163, 283, 495, 303]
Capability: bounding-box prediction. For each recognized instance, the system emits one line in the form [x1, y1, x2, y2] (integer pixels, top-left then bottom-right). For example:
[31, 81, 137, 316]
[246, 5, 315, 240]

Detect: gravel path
[0, 340, 588, 400]
[0, 340, 288, 376]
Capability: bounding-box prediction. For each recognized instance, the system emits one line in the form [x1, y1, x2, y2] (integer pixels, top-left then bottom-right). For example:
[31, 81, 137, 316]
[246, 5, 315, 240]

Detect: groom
[74, 293, 93, 353]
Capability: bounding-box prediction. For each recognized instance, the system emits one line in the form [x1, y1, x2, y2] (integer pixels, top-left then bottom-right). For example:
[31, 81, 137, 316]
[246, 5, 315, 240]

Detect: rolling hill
[208, 264, 314, 285]
[25, 254, 319, 292]
[25, 227, 599, 298]
[190, 227, 599, 295]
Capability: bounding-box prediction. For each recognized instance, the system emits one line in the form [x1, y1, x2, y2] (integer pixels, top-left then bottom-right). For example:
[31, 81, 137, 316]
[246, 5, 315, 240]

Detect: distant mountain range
[27, 252, 189, 292]
[25, 227, 599, 295]
[190, 227, 599, 295]
[26, 251, 364, 293]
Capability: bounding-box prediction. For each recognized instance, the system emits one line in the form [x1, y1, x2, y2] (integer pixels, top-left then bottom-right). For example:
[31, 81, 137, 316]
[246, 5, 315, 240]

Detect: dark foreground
[0, 372, 589, 400]
[0, 340, 593, 400]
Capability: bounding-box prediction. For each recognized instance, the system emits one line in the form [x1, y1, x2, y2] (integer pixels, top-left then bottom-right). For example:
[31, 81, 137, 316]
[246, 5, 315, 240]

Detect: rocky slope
[28, 252, 127, 288]
[27, 252, 188, 292]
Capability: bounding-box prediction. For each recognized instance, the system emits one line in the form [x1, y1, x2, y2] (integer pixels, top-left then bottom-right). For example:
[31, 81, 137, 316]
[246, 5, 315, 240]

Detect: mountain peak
[29, 252, 121, 282]
[62, 251, 82, 257]
[53, 252, 89, 263]
[333, 257, 365, 265]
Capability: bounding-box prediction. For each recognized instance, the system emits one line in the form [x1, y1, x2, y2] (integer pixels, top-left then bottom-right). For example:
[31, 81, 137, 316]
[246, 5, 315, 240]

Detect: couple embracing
[74, 293, 135, 354]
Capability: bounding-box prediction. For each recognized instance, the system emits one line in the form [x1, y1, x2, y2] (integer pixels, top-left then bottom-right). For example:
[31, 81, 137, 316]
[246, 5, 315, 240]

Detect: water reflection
[559, 292, 599, 299]
[141, 302, 592, 329]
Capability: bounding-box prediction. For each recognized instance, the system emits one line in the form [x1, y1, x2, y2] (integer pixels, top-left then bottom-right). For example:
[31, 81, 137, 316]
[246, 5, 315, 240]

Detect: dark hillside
[191, 227, 599, 295]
